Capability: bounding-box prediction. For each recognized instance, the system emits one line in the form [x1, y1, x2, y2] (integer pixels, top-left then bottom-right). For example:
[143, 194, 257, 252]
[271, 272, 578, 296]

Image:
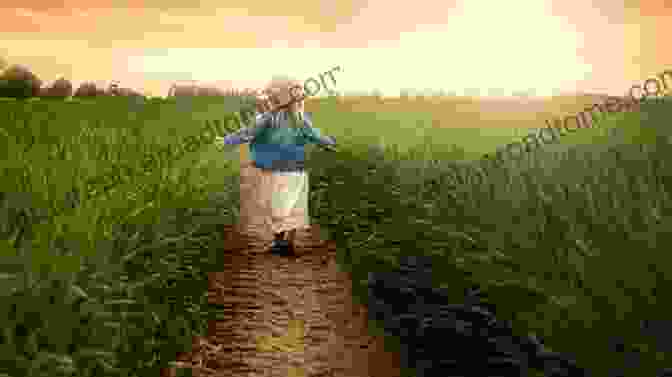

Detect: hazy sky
[0, 0, 669, 98]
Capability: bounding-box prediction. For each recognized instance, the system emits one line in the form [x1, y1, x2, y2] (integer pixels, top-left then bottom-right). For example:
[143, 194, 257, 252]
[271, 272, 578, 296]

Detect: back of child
[250, 111, 331, 171]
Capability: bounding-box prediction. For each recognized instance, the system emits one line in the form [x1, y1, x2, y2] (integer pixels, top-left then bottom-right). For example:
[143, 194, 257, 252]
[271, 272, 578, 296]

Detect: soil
[160, 223, 402, 377]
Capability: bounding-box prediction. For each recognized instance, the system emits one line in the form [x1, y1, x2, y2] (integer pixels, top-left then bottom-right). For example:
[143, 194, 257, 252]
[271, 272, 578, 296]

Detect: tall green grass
[0, 95, 249, 377]
[1, 94, 671, 376]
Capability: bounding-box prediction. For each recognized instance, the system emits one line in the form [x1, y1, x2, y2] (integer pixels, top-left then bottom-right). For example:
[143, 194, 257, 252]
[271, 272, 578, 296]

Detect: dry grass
[306, 94, 622, 130]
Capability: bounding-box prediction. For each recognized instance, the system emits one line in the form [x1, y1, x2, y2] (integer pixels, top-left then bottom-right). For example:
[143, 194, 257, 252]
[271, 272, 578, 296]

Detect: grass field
[1, 93, 671, 377]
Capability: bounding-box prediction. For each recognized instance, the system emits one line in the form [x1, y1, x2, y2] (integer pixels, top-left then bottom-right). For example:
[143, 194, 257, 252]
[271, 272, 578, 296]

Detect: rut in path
[161, 223, 403, 377]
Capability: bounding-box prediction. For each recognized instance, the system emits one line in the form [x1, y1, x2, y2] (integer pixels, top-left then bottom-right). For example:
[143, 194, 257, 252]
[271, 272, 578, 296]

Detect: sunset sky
[0, 0, 670, 98]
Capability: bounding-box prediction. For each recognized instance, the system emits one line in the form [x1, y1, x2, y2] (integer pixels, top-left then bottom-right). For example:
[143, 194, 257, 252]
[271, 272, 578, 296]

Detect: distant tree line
[167, 83, 262, 100]
[0, 60, 146, 100]
[0, 58, 270, 101]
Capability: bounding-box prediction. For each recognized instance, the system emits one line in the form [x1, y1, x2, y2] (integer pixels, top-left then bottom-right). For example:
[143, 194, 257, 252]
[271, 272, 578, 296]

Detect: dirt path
[161, 156, 402, 377]
[160, 224, 402, 377]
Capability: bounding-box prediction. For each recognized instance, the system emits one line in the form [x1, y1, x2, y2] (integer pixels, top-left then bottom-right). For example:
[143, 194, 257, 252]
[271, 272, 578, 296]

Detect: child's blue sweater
[222, 111, 336, 172]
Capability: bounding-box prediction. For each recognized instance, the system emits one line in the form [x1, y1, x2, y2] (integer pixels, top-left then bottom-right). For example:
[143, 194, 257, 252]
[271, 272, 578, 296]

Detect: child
[219, 76, 337, 255]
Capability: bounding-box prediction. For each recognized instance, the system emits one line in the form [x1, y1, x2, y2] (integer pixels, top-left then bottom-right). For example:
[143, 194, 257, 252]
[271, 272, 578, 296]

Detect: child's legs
[270, 171, 308, 234]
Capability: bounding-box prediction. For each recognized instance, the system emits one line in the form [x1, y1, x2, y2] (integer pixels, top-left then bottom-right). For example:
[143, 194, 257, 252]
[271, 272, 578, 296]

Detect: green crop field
[1, 93, 671, 377]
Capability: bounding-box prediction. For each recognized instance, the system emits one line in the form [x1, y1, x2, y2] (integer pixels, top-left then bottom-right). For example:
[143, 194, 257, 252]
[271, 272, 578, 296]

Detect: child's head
[264, 75, 304, 113]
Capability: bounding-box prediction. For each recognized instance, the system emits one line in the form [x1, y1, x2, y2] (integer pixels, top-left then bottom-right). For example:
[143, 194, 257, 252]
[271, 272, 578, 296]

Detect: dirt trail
[160, 224, 402, 377]
[162, 158, 402, 377]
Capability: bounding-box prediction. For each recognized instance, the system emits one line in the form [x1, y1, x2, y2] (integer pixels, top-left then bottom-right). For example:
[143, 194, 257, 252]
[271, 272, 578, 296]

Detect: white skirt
[240, 164, 310, 235]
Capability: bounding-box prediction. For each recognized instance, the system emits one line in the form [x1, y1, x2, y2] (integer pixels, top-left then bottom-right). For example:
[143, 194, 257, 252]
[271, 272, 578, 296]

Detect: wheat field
[1, 93, 671, 377]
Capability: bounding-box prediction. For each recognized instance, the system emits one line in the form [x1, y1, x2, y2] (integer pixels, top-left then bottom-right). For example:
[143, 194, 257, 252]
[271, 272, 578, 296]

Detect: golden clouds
[0, 1, 669, 98]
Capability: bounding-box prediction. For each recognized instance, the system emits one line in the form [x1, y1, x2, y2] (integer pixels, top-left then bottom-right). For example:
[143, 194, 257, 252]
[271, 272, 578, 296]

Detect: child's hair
[262, 75, 304, 128]
[255, 97, 269, 113]
[264, 75, 303, 111]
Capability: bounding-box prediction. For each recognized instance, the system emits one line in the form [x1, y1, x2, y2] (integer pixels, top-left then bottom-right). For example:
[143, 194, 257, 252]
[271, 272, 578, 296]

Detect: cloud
[14, 8, 39, 17]
[0, 1, 666, 98]
[13, 8, 52, 23]
[157, 11, 185, 25]
[72, 9, 89, 17]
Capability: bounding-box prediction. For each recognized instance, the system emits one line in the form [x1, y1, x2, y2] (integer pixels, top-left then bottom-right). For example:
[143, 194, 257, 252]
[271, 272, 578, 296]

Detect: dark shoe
[269, 239, 295, 256]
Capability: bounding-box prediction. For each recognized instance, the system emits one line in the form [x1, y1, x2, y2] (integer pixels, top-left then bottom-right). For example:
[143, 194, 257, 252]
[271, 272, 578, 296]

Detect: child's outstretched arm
[215, 112, 272, 149]
[299, 112, 337, 147]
